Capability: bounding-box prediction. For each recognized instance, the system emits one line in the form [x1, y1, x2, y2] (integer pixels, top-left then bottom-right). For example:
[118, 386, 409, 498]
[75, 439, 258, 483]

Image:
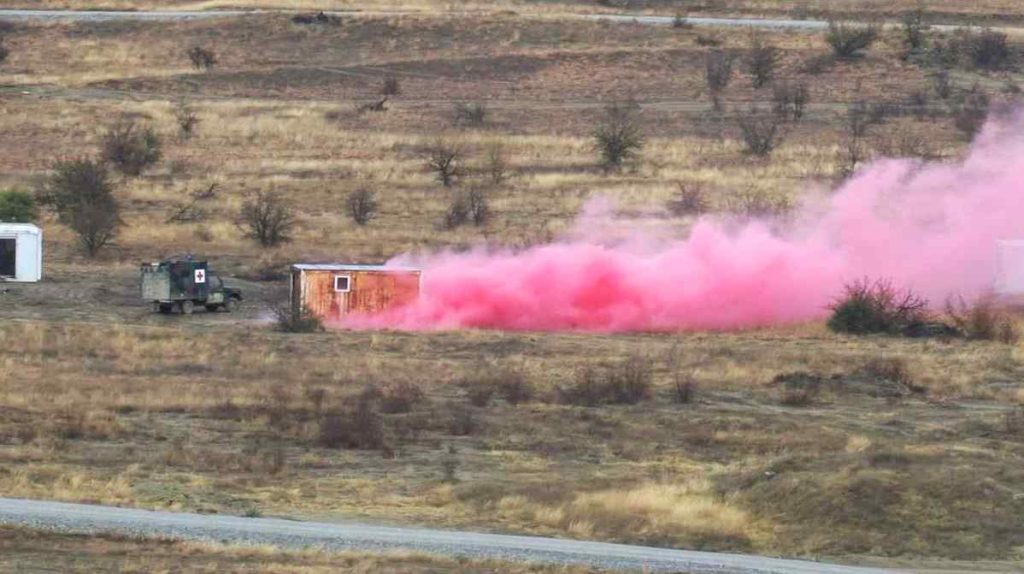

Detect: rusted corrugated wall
[294, 269, 420, 321]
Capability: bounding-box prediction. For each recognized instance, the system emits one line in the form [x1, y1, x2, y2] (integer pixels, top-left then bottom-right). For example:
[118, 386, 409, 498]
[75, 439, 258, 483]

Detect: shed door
[0, 238, 14, 278]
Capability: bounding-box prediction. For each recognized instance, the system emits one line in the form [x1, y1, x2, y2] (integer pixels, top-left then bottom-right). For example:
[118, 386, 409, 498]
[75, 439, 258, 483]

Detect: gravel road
[0, 498, 897, 574]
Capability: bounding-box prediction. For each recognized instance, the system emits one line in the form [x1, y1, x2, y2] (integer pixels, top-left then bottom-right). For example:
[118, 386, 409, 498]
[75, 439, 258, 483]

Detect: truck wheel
[224, 298, 239, 313]
[179, 300, 194, 315]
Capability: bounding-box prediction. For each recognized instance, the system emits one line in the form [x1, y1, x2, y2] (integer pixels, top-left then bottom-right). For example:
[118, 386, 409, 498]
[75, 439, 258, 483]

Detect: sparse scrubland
[1, 6, 1024, 571]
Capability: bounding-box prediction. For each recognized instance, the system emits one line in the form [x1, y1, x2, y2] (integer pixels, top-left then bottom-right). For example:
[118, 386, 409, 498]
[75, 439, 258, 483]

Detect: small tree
[187, 46, 216, 71]
[666, 183, 708, 216]
[381, 77, 401, 96]
[453, 102, 487, 127]
[0, 38, 8, 65]
[483, 143, 510, 186]
[900, 7, 929, 54]
[825, 21, 879, 59]
[466, 187, 489, 226]
[174, 101, 199, 140]
[747, 33, 779, 89]
[738, 108, 783, 156]
[0, 189, 37, 223]
[240, 189, 295, 247]
[954, 85, 990, 139]
[827, 278, 928, 335]
[101, 119, 161, 176]
[346, 187, 378, 226]
[593, 101, 643, 172]
[705, 49, 734, 110]
[426, 140, 462, 187]
[931, 69, 953, 100]
[772, 81, 810, 122]
[42, 159, 122, 257]
[963, 29, 1011, 70]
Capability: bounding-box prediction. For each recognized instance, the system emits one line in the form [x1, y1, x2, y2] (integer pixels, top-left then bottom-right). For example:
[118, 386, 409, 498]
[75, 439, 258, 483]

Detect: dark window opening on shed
[334, 275, 351, 292]
[0, 239, 15, 278]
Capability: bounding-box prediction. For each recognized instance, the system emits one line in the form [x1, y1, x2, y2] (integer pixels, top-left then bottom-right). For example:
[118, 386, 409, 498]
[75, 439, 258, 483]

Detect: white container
[0, 223, 42, 283]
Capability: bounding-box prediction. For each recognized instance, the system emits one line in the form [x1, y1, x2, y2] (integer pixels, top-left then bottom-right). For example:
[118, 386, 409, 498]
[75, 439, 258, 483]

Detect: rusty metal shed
[290, 264, 421, 322]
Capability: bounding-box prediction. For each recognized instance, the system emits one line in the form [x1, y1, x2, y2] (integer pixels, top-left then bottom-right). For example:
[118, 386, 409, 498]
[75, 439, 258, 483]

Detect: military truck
[141, 258, 242, 314]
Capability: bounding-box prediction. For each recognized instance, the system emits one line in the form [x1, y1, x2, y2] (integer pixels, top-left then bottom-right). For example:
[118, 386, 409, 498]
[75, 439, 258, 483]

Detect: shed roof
[0, 223, 42, 235]
[291, 263, 421, 272]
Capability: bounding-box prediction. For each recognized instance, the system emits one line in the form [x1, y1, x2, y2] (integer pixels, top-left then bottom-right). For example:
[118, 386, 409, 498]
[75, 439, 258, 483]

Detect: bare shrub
[773, 372, 822, 407]
[827, 278, 929, 335]
[558, 355, 653, 406]
[447, 404, 478, 436]
[187, 46, 217, 70]
[318, 397, 385, 450]
[101, 119, 161, 176]
[900, 7, 929, 54]
[666, 182, 709, 216]
[746, 33, 779, 89]
[725, 186, 791, 217]
[346, 187, 378, 226]
[672, 12, 690, 29]
[0, 39, 9, 65]
[800, 53, 835, 75]
[737, 108, 783, 156]
[905, 90, 930, 120]
[931, 69, 953, 100]
[377, 380, 426, 414]
[945, 296, 1019, 344]
[494, 369, 533, 405]
[426, 140, 462, 187]
[953, 86, 990, 139]
[274, 304, 324, 333]
[381, 76, 401, 96]
[174, 101, 199, 140]
[483, 143, 510, 186]
[771, 81, 809, 122]
[453, 102, 488, 127]
[240, 189, 296, 247]
[593, 101, 643, 172]
[673, 375, 696, 404]
[825, 21, 879, 59]
[41, 158, 121, 257]
[443, 188, 489, 229]
[705, 49, 735, 110]
[957, 28, 1011, 70]
[464, 383, 496, 408]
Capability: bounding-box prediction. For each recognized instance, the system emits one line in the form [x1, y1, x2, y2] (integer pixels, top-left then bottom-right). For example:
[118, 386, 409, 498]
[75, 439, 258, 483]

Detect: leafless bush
[666, 182, 709, 216]
[957, 28, 1011, 70]
[705, 49, 735, 110]
[273, 304, 323, 333]
[673, 375, 696, 404]
[905, 90, 930, 120]
[771, 81, 809, 122]
[825, 21, 879, 59]
[174, 102, 199, 140]
[376, 380, 426, 414]
[945, 295, 1019, 343]
[746, 33, 779, 89]
[187, 46, 216, 70]
[318, 396, 385, 450]
[558, 355, 653, 406]
[447, 404, 478, 436]
[381, 76, 401, 96]
[931, 69, 953, 100]
[483, 143, 510, 186]
[800, 53, 835, 75]
[494, 369, 534, 405]
[860, 357, 917, 389]
[240, 189, 296, 247]
[900, 7, 929, 54]
[773, 372, 822, 407]
[167, 183, 217, 224]
[593, 101, 644, 172]
[101, 118, 162, 176]
[443, 187, 489, 229]
[725, 186, 791, 217]
[737, 108, 783, 156]
[0, 39, 9, 65]
[827, 278, 929, 335]
[953, 86, 990, 139]
[453, 102, 488, 127]
[464, 383, 496, 407]
[346, 187, 378, 226]
[41, 158, 121, 257]
[426, 140, 462, 187]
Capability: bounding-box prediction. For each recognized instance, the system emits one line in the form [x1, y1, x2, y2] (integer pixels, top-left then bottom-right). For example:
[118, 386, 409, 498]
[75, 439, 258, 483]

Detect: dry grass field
[2, 6, 1024, 572]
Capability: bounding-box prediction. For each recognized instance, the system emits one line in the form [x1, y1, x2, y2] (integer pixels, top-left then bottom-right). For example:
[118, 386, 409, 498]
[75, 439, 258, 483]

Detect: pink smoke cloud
[346, 111, 1024, 332]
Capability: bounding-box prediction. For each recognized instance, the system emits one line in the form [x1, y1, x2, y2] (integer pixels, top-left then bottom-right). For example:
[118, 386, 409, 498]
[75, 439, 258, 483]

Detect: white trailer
[0, 223, 42, 283]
